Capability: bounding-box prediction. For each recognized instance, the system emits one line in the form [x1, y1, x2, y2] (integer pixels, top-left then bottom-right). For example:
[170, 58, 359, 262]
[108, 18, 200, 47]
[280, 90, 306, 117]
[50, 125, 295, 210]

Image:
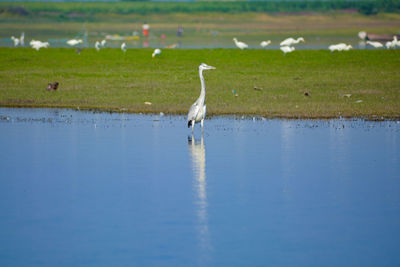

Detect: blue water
[1, 108, 400, 266]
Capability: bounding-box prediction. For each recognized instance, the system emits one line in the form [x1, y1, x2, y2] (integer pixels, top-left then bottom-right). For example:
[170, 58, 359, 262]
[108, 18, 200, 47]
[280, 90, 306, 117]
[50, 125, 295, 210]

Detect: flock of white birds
[233, 36, 304, 54]
[9, 34, 163, 57]
[9, 32, 400, 56]
[233, 35, 400, 53]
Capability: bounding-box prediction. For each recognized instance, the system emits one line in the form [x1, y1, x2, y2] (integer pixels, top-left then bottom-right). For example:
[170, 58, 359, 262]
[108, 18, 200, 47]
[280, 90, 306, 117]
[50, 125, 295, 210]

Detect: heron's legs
[192, 120, 195, 134]
[201, 119, 204, 135]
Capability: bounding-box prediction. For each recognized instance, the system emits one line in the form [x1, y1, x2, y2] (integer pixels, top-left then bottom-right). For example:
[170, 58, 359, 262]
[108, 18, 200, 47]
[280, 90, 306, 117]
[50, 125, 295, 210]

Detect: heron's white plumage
[95, 41, 101, 51]
[329, 43, 352, 52]
[67, 39, 83, 46]
[30, 40, 49, 50]
[121, 42, 127, 52]
[187, 63, 215, 134]
[280, 46, 295, 54]
[388, 36, 400, 48]
[11, 36, 19, 46]
[366, 41, 383, 48]
[152, 48, 161, 58]
[20, 32, 24, 46]
[101, 40, 106, 47]
[260, 40, 271, 48]
[233, 38, 248, 50]
[280, 37, 305, 46]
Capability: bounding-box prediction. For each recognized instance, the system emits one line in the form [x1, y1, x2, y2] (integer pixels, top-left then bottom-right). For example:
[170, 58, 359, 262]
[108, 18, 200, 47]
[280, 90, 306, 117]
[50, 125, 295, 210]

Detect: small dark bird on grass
[76, 48, 83, 55]
[304, 92, 310, 97]
[46, 82, 59, 91]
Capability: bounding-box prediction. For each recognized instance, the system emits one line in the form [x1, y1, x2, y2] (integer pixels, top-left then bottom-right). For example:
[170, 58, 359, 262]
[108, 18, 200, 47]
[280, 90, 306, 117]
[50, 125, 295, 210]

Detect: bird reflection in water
[188, 135, 212, 262]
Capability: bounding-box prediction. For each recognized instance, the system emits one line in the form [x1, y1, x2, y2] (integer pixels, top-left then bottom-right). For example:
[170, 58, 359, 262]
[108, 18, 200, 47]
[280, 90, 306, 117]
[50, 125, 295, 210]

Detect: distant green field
[0, 0, 399, 19]
[0, 48, 399, 119]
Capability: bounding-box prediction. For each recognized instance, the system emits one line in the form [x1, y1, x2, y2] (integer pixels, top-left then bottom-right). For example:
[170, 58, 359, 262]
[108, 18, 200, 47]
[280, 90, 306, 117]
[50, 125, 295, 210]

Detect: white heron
[67, 39, 83, 46]
[187, 63, 216, 134]
[152, 48, 161, 58]
[95, 41, 101, 51]
[121, 42, 127, 53]
[329, 43, 352, 52]
[30, 40, 49, 50]
[233, 38, 248, 50]
[20, 32, 24, 46]
[328, 44, 340, 52]
[385, 40, 395, 49]
[11, 36, 19, 47]
[366, 41, 383, 48]
[280, 46, 295, 54]
[280, 37, 305, 46]
[393, 36, 400, 47]
[342, 44, 353, 51]
[260, 40, 271, 48]
[101, 39, 106, 47]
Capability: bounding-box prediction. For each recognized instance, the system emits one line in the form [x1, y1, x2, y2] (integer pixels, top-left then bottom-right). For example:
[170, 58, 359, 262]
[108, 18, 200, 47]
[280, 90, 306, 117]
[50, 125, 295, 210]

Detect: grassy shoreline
[1, 48, 399, 119]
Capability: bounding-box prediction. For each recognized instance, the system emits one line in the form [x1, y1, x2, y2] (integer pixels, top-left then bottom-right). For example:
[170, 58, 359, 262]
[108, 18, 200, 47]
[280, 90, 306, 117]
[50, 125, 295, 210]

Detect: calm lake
[1, 108, 400, 266]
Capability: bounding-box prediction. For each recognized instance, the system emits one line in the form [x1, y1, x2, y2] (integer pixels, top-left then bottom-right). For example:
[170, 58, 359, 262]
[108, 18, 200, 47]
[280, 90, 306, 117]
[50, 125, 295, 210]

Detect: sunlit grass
[0, 48, 399, 118]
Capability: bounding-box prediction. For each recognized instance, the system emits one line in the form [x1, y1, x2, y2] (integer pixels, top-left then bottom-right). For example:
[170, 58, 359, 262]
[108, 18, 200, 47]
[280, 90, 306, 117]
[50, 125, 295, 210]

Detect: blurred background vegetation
[0, 0, 399, 21]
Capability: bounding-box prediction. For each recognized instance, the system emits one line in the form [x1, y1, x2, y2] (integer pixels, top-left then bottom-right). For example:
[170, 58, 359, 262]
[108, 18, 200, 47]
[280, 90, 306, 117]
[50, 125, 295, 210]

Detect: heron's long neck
[199, 69, 206, 105]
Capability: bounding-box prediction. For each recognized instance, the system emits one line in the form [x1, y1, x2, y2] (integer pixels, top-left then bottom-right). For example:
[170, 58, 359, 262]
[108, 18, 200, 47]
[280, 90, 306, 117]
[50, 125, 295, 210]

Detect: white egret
[385, 40, 395, 49]
[152, 48, 161, 58]
[329, 44, 340, 52]
[393, 36, 400, 47]
[280, 37, 305, 46]
[20, 32, 24, 46]
[329, 43, 352, 52]
[187, 63, 216, 134]
[280, 46, 295, 54]
[11, 36, 19, 47]
[95, 41, 101, 51]
[67, 39, 83, 46]
[233, 38, 248, 50]
[366, 41, 383, 48]
[101, 39, 106, 47]
[31, 41, 49, 50]
[342, 44, 353, 51]
[121, 42, 127, 53]
[358, 31, 367, 40]
[260, 40, 271, 48]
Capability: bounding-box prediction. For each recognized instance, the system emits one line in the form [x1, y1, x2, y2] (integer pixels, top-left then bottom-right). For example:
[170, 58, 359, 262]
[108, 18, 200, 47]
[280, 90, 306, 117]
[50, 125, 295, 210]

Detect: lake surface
[1, 108, 400, 266]
[0, 36, 372, 50]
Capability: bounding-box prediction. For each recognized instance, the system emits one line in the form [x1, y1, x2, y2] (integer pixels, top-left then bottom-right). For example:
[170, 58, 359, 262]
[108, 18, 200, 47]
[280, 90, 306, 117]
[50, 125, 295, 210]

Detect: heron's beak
[152, 53, 155, 58]
[208, 65, 216, 69]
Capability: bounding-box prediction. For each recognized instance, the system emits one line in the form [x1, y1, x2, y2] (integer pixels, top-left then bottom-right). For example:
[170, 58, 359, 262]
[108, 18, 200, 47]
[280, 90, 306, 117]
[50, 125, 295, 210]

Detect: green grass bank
[1, 48, 399, 119]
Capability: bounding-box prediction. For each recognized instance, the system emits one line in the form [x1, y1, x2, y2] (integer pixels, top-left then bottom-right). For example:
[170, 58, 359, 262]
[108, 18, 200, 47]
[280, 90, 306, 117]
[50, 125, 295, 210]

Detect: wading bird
[385, 40, 395, 49]
[329, 43, 352, 52]
[121, 42, 127, 53]
[152, 48, 161, 58]
[67, 39, 83, 46]
[280, 46, 295, 54]
[20, 32, 24, 46]
[30, 40, 49, 50]
[260, 40, 271, 48]
[101, 39, 106, 47]
[233, 38, 248, 50]
[95, 41, 101, 51]
[393, 36, 400, 47]
[280, 37, 305, 46]
[342, 44, 353, 51]
[11, 36, 19, 46]
[366, 41, 383, 48]
[187, 63, 216, 134]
